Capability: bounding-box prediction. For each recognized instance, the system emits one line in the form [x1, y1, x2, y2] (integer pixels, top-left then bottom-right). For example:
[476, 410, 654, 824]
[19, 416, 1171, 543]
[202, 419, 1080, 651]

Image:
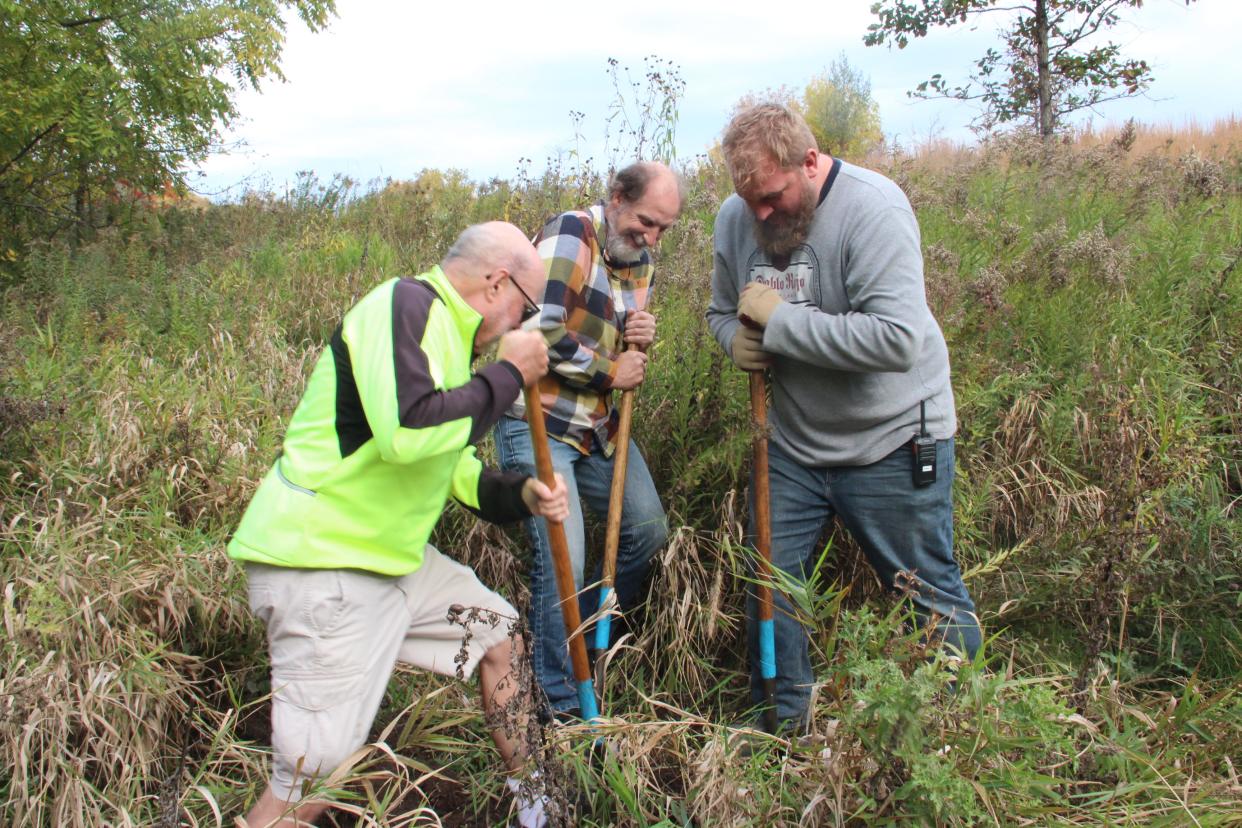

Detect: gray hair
[609, 161, 685, 210]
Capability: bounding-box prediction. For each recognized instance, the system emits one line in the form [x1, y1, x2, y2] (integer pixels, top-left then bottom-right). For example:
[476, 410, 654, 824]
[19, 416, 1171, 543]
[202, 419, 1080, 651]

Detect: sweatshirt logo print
[749, 244, 817, 304]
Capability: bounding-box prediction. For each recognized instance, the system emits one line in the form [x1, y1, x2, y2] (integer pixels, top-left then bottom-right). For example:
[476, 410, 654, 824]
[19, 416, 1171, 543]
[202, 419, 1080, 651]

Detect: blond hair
[721, 103, 818, 196]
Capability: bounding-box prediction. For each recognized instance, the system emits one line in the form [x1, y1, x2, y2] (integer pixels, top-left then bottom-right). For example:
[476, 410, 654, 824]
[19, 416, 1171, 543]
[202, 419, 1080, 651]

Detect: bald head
[442, 221, 541, 282]
[441, 221, 546, 349]
[609, 161, 685, 212]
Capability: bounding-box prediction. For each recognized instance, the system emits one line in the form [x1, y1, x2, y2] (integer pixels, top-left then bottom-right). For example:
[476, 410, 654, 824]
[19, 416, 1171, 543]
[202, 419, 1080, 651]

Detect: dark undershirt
[818, 157, 843, 206]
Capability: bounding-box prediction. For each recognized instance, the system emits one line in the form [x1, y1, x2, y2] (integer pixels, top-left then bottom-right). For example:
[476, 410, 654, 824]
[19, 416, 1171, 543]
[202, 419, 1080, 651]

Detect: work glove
[731, 325, 771, 372]
[738, 282, 783, 328]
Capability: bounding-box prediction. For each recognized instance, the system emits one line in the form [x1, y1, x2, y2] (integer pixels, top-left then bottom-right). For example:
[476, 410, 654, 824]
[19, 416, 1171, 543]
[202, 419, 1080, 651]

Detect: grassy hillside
[1, 124, 1239, 826]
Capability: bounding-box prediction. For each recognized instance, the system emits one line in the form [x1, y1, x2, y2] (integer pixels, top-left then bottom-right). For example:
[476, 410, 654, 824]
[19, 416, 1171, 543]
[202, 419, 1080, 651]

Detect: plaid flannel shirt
[509, 204, 654, 455]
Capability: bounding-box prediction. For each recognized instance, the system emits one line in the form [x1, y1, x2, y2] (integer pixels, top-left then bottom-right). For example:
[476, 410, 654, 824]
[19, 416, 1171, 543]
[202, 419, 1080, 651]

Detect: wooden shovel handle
[600, 388, 634, 586]
[523, 385, 597, 717]
[749, 369, 779, 734]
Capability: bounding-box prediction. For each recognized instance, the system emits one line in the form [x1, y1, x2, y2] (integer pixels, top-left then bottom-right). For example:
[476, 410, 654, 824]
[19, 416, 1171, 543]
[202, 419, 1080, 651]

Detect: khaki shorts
[245, 545, 518, 801]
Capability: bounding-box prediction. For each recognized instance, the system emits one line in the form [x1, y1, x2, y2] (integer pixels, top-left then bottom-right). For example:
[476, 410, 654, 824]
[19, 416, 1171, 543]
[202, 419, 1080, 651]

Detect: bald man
[495, 162, 683, 719]
[229, 222, 567, 827]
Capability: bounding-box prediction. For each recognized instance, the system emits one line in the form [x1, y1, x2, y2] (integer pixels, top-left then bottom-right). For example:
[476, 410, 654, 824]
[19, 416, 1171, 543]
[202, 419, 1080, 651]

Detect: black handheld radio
[912, 400, 937, 487]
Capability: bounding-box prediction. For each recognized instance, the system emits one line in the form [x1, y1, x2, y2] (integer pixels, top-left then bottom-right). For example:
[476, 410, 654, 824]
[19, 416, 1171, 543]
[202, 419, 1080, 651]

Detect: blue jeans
[495, 415, 667, 713]
[750, 438, 981, 725]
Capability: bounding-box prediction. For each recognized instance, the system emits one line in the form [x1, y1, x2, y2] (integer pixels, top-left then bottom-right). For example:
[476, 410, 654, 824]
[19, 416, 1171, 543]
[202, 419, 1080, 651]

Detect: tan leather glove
[731, 325, 771, 371]
[738, 282, 783, 328]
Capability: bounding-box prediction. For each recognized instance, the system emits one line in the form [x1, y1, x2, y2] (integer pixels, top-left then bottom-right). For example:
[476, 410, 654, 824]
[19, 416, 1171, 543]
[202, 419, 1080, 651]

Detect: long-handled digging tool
[749, 365, 779, 735]
[523, 385, 601, 722]
[590, 373, 635, 684]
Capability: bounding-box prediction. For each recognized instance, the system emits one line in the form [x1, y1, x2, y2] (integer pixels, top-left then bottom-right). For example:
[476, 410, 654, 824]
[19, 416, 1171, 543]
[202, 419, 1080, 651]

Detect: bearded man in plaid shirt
[495, 161, 683, 719]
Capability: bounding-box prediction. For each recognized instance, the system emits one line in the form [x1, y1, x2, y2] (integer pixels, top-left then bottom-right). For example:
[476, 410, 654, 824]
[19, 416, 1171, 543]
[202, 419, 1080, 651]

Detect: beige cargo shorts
[245, 545, 518, 800]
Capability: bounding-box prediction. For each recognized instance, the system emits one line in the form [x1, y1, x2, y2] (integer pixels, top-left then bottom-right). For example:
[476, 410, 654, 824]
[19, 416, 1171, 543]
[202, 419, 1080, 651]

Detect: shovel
[523, 385, 600, 721]
[590, 371, 636, 683]
[741, 318, 779, 735]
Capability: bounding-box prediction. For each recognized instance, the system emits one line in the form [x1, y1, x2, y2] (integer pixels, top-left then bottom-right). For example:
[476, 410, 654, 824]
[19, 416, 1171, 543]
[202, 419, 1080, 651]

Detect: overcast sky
[191, 0, 1238, 198]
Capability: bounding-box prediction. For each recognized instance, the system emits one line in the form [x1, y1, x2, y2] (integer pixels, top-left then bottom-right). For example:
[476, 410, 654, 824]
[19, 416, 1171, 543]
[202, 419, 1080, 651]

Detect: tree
[728, 56, 883, 161]
[0, 0, 335, 250]
[801, 54, 883, 159]
[864, 0, 1197, 138]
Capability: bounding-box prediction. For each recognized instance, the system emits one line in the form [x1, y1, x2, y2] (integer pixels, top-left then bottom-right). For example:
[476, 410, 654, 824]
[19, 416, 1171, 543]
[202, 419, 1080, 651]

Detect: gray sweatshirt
[707, 159, 956, 467]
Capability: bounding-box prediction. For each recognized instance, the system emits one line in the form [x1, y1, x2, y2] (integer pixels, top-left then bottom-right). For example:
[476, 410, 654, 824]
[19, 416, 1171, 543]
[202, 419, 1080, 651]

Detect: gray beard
[753, 185, 816, 258]
[605, 231, 644, 264]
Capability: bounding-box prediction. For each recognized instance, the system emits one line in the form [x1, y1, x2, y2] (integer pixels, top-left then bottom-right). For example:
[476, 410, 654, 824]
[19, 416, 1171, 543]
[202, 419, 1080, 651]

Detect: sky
[191, 0, 1239, 199]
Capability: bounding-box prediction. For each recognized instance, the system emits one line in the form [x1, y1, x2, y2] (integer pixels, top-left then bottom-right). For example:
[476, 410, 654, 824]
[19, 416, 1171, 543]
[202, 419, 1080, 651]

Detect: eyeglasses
[508, 275, 541, 323]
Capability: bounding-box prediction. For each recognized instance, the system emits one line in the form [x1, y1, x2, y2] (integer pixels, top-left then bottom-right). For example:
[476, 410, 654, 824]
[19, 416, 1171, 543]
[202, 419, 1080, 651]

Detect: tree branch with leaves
[0, 0, 336, 253]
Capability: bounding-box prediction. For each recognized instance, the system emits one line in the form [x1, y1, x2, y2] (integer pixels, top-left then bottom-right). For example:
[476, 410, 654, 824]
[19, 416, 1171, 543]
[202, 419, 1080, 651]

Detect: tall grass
[1, 124, 1239, 825]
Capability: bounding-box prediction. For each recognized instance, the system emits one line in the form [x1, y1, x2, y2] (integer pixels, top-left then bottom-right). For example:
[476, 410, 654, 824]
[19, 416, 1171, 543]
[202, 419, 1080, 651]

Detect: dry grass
[1, 118, 1239, 825]
[1075, 116, 1242, 159]
[890, 115, 1242, 175]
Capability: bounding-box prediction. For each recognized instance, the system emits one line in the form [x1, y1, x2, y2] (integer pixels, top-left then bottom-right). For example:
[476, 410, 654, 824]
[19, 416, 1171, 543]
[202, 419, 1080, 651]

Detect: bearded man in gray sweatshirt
[706, 103, 981, 732]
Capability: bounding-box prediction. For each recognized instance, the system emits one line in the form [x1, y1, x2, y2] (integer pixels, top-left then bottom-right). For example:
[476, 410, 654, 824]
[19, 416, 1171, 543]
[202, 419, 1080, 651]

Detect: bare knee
[243, 785, 330, 827]
[482, 634, 522, 672]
